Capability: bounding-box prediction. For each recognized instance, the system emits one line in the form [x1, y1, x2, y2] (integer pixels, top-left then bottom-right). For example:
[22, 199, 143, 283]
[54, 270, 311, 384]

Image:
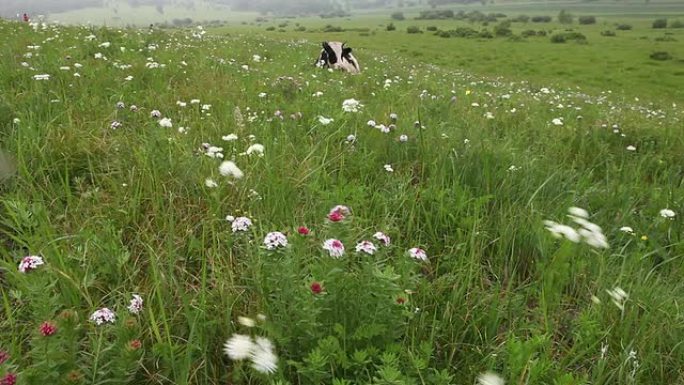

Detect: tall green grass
[0, 19, 683, 384]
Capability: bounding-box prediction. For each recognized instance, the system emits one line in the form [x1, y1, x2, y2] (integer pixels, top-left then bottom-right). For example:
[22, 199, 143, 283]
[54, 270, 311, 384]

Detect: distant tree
[391, 12, 405, 20]
[652, 18, 667, 28]
[558, 10, 574, 24]
[579, 16, 596, 24]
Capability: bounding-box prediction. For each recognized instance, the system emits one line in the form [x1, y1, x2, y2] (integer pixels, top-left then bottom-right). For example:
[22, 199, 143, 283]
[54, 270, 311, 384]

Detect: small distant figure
[23, 13, 29, 22]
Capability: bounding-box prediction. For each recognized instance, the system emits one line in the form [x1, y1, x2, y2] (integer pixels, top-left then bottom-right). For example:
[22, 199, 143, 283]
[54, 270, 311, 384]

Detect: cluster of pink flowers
[327, 205, 350, 222]
[18, 255, 44, 273]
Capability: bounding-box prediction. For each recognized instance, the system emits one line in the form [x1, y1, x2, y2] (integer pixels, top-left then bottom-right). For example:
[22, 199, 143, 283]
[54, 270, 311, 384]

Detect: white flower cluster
[263, 232, 288, 250]
[544, 207, 609, 249]
[224, 334, 278, 374]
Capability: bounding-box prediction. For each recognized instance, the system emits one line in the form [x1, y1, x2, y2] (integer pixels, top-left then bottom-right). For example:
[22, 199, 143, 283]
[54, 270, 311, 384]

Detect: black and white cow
[316, 41, 360, 74]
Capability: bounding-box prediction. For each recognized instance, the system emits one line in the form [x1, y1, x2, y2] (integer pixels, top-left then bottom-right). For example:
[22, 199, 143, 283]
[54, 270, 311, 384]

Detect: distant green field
[211, 5, 684, 102]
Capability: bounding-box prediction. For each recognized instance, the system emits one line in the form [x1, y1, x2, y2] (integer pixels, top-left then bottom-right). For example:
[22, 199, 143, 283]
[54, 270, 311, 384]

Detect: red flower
[0, 350, 9, 364]
[297, 226, 310, 235]
[1, 373, 17, 385]
[129, 339, 142, 350]
[310, 282, 323, 294]
[396, 297, 406, 305]
[328, 211, 344, 222]
[39, 321, 57, 337]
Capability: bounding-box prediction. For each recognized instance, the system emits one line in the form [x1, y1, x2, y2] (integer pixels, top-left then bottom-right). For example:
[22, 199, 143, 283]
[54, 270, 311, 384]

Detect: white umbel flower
[219, 161, 244, 179]
[477, 372, 505, 385]
[224, 334, 254, 360]
[250, 337, 278, 374]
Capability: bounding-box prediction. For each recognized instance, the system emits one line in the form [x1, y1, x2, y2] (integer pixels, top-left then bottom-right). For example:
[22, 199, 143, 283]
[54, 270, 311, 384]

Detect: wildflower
[116, 101, 125, 109]
[328, 205, 350, 222]
[323, 239, 345, 258]
[204, 178, 218, 188]
[346, 134, 356, 143]
[568, 207, 589, 218]
[110, 121, 122, 130]
[176, 100, 187, 107]
[205, 146, 224, 159]
[297, 226, 310, 235]
[396, 297, 406, 304]
[355, 240, 377, 255]
[90, 308, 116, 325]
[545, 207, 608, 248]
[219, 161, 244, 179]
[129, 105, 138, 112]
[659, 209, 676, 219]
[342, 98, 363, 113]
[124, 75, 133, 81]
[258, 92, 267, 98]
[238, 316, 256, 327]
[231, 217, 252, 232]
[619, 226, 634, 234]
[222, 134, 238, 141]
[39, 321, 57, 337]
[377, 124, 390, 133]
[129, 339, 142, 350]
[33, 74, 50, 80]
[389, 113, 398, 122]
[190, 99, 200, 104]
[246, 144, 265, 156]
[310, 282, 323, 294]
[399, 134, 408, 142]
[263, 232, 288, 250]
[224, 334, 254, 360]
[384, 164, 394, 172]
[367, 120, 377, 127]
[626, 145, 636, 151]
[250, 337, 278, 374]
[225, 215, 235, 222]
[606, 287, 628, 311]
[373, 232, 391, 246]
[202, 104, 212, 112]
[544, 221, 580, 242]
[640, 235, 648, 241]
[408, 247, 428, 262]
[158, 118, 172, 128]
[18, 255, 44, 273]
[328, 211, 344, 222]
[150, 110, 162, 118]
[1, 373, 17, 385]
[551, 118, 563, 126]
[128, 294, 143, 314]
[477, 372, 505, 385]
[312, 91, 323, 97]
[318, 116, 334, 125]
[0, 350, 8, 364]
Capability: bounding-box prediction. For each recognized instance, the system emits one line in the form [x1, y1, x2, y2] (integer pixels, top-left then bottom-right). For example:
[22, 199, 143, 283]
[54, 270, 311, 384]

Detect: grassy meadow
[1, 2, 684, 384]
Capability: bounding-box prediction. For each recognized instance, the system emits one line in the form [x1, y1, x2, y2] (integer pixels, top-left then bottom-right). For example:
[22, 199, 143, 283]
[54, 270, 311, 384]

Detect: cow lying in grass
[316, 41, 360, 74]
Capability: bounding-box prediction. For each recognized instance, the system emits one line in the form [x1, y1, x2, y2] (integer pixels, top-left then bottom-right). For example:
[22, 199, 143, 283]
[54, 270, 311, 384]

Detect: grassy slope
[0, 16, 683, 384]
